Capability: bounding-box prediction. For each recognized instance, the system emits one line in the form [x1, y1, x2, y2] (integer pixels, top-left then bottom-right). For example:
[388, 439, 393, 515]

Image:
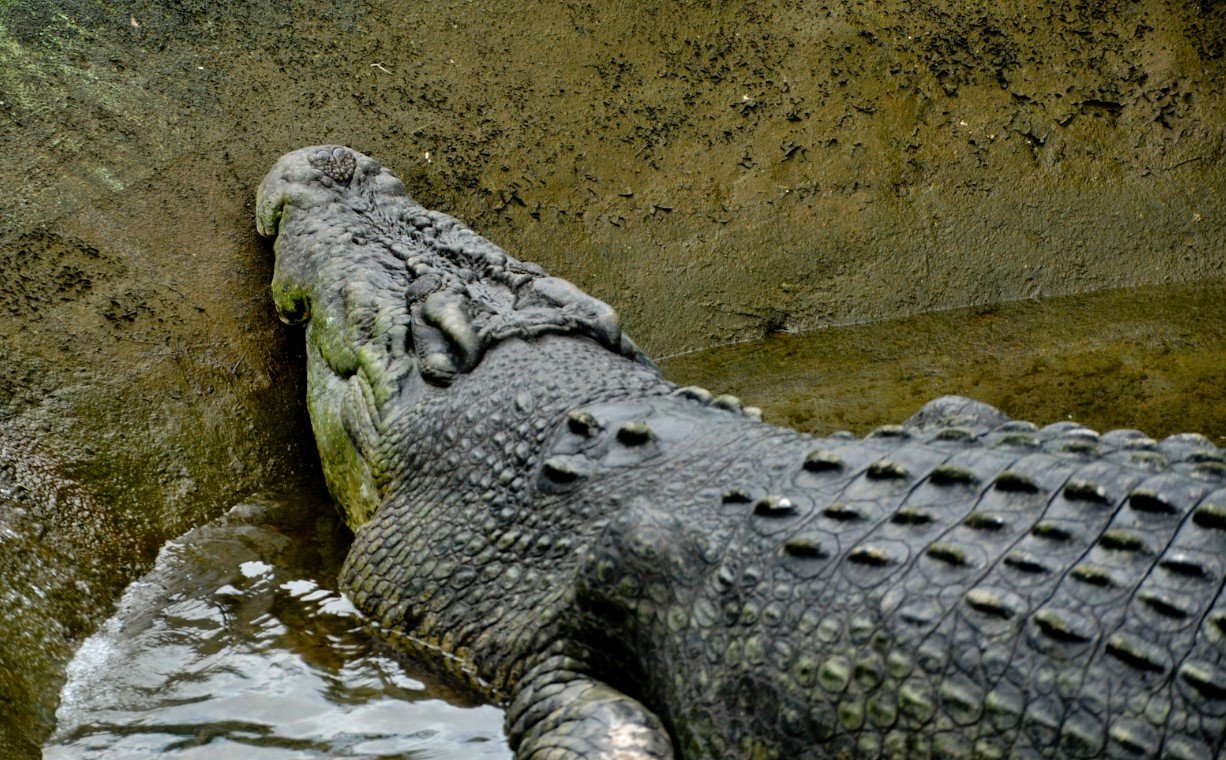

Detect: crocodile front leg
[507, 646, 675, 759]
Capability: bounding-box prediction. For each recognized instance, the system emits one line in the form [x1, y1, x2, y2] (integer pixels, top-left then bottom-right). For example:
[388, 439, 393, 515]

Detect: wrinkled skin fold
[259, 146, 1226, 758]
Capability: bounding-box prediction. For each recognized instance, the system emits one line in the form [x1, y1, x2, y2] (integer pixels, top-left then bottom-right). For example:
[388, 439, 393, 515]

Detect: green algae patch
[305, 352, 381, 532]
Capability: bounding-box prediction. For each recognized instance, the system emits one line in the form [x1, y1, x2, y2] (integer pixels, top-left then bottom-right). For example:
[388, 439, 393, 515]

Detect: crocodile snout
[255, 144, 363, 238]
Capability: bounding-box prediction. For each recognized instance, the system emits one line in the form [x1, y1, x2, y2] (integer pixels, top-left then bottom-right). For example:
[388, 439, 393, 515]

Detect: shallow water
[45, 493, 510, 759]
[42, 281, 1223, 758]
[662, 280, 1225, 443]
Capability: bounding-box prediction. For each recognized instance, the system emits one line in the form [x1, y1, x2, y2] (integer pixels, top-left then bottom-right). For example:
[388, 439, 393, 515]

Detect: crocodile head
[257, 146, 417, 527]
[257, 145, 651, 527]
[256, 145, 407, 324]
[258, 145, 649, 382]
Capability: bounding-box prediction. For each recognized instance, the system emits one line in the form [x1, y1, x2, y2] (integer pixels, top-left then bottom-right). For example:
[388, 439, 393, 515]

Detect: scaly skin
[257, 146, 1226, 759]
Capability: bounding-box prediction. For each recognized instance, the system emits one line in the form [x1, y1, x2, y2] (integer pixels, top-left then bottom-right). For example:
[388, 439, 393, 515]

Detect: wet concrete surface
[662, 280, 1225, 444]
[0, 0, 1223, 754]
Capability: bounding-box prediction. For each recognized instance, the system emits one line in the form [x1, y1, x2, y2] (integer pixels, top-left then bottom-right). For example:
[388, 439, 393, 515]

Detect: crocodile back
[566, 403, 1226, 758]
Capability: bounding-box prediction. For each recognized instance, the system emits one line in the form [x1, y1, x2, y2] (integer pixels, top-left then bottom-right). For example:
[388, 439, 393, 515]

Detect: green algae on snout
[661, 281, 1226, 443]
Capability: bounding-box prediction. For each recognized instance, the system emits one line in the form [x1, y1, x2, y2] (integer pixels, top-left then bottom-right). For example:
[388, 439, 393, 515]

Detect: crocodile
[256, 145, 1226, 759]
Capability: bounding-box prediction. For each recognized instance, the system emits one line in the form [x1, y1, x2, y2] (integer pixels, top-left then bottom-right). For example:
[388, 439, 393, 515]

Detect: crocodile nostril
[309, 146, 357, 186]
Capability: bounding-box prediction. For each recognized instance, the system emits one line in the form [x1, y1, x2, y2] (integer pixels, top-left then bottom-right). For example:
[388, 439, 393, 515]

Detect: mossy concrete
[0, 0, 1222, 753]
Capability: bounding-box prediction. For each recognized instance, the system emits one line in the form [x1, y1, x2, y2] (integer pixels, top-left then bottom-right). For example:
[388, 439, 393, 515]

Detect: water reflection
[46, 492, 510, 759]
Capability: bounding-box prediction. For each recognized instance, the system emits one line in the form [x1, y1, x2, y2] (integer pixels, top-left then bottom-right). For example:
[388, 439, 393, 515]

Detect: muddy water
[42, 281, 1222, 758]
[662, 281, 1226, 443]
[45, 493, 510, 759]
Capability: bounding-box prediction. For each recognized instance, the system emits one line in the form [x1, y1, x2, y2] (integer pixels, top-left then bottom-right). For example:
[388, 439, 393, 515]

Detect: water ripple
[46, 492, 510, 759]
